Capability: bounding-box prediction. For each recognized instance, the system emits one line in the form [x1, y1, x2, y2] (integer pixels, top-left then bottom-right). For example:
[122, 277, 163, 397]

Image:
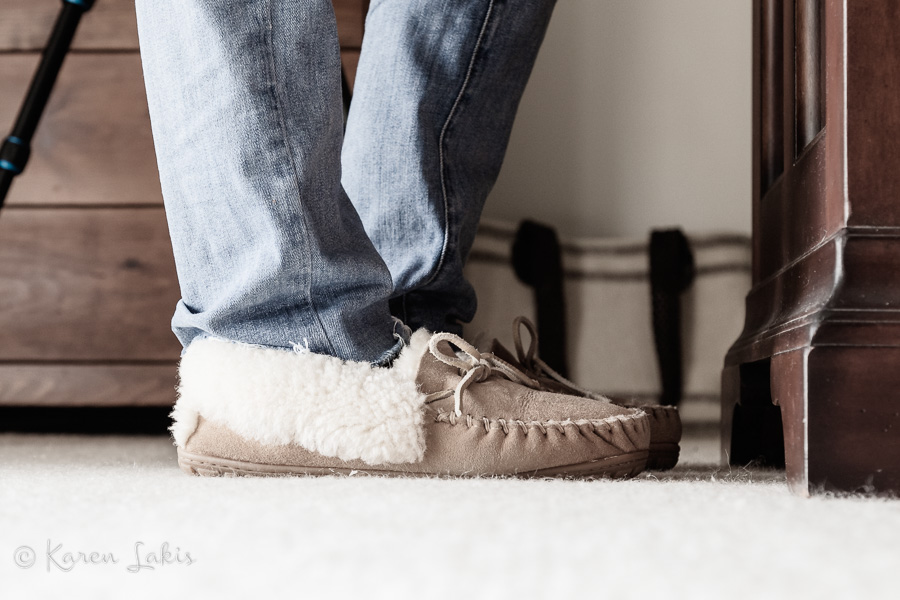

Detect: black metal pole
[0, 0, 95, 208]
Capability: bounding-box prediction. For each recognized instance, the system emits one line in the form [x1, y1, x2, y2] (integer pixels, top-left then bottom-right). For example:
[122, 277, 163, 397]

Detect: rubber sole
[647, 442, 680, 471]
[177, 448, 649, 480]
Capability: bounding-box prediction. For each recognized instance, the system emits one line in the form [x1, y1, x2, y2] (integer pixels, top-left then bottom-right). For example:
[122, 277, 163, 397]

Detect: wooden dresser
[0, 0, 366, 409]
[723, 0, 900, 495]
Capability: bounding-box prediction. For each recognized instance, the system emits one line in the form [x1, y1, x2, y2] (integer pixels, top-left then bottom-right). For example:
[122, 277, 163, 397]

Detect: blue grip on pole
[0, 137, 28, 174]
[63, 0, 95, 10]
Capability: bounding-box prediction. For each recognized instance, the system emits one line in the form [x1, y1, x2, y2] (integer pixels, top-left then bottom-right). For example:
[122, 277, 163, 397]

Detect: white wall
[485, 0, 753, 238]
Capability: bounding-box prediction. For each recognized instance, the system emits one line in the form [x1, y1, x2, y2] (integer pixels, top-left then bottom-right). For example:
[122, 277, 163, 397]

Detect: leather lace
[511, 316, 607, 401]
[425, 332, 540, 417]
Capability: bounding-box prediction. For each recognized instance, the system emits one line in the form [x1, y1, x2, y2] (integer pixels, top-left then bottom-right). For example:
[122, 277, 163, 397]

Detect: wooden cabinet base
[723, 231, 900, 495]
[729, 1, 900, 495]
[724, 344, 900, 496]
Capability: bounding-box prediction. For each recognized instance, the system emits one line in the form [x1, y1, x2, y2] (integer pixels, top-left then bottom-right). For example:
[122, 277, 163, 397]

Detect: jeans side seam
[263, 0, 336, 355]
[426, 0, 497, 291]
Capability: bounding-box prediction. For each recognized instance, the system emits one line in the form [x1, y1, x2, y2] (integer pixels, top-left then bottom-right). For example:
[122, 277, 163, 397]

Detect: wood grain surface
[0, 364, 176, 406]
[0, 0, 366, 51]
[725, 0, 900, 494]
[0, 54, 162, 206]
[0, 207, 181, 362]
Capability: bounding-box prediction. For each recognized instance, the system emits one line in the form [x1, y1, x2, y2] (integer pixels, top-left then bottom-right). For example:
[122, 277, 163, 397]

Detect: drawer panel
[2, 51, 365, 206]
[0, 54, 162, 206]
[0, 207, 181, 361]
[0, 0, 366, 51]
[0, 0, 139, 51]
[0, 364, 176, 406]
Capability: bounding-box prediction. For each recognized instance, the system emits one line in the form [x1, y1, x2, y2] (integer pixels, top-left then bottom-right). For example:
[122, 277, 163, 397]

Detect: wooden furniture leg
[724, 0, 900, 495]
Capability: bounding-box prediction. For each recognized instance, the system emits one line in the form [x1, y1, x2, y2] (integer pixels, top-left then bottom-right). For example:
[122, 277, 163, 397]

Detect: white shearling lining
[171, 329, 432, 465]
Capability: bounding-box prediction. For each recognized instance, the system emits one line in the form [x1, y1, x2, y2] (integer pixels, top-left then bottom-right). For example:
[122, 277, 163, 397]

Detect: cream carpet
[1, 430, 898, 600]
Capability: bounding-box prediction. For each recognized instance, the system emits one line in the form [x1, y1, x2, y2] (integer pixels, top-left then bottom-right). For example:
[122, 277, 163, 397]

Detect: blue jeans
[136, 0, 555, 363]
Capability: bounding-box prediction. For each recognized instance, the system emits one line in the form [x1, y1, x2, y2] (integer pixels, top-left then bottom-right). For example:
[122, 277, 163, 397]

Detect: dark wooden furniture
[0, 0, 366, 408]
[723, 0, 900, 495]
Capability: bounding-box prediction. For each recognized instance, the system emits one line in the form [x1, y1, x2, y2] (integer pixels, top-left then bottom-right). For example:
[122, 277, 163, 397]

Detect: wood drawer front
[0, 364, 176, 406]
[0, 207, 181, 361]
[0, 0, 367, 51]
[0, 0, 138, 51]
[1, 54, 162, 206]
[1, 52, 361, 207]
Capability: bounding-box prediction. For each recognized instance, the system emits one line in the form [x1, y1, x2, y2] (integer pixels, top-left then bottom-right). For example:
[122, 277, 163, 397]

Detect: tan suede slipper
[173, 329, 651, 478]
[486, 317, 682, 470]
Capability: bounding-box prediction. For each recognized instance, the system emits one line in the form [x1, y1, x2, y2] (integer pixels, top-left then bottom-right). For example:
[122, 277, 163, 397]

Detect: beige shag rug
[1, 430, 897, 599]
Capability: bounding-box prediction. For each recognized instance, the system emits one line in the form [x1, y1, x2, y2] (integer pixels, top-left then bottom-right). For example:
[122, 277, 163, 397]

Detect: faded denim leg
[342, 0, 556, 334]
[136, 0, 404, 363]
